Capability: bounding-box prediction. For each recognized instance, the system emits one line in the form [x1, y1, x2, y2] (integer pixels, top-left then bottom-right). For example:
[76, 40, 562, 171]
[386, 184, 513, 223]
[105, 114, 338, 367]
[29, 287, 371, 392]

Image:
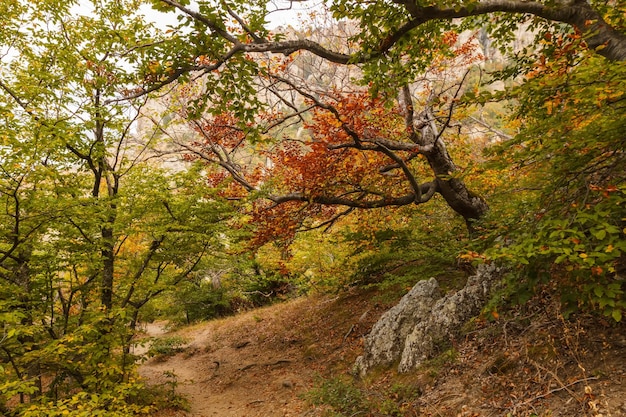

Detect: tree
[0, 1, 237, 413]
[148, 16, 489, 244]
[139, 0, 624, 235]
[141, 0, 625, 326]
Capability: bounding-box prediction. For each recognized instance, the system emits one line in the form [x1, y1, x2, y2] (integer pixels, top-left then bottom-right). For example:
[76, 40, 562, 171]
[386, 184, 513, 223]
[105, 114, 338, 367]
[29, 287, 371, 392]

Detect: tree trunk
[101, 226, 114, 311]
[417, 109, 489, 224]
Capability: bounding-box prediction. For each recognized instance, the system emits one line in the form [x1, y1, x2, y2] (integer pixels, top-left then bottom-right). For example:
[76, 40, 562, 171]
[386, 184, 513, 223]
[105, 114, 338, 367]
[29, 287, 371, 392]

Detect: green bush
[480, 51, 626, 322]
[304, 376, 367, 417]
[15, 380, 153, 417]
[344, 208, 468, 295]
[304, 375, 421, 416]
[486, 187, 626, 321]
[146, 336, 188, 359]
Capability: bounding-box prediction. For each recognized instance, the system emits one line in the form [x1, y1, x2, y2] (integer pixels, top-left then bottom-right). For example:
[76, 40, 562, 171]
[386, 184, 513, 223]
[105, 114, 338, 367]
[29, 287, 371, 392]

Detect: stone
[355, 263, 502, 375]
[354, 277, 442, 375]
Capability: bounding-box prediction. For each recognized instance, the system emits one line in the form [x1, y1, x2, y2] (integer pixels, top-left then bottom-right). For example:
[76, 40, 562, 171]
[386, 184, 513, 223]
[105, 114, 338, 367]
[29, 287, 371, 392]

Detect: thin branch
[431, 68, 471, 145]
[328, 137, 422, 152]
[121, 235, 166, 308]
[379, 152, 420, 173]
[468, 116, 514, 141]
[67, 217, 94, 245]
[160, 0, 239, 44]
[185, 118, 257, 192]
[375, 141, 423, 202]
[300, 206, 356, 232]
[270, 74, 363, 146]
[224, 3, 263, 43]
[270, 191, 422, 208]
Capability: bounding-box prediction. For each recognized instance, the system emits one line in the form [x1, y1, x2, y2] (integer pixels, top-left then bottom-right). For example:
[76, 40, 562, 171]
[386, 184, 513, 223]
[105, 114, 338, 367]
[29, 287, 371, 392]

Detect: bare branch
[468, 115, 513, 141]
[379, 153, 420, 173]
[375, 141, 423, 202]
[435, 68, 471, 142]
[300, 206, 356, 232]
[269, 188, 437, 208]
[270, 74, 363, 146]
[328, 138, 422, 152]
[159, 0, 240, 44]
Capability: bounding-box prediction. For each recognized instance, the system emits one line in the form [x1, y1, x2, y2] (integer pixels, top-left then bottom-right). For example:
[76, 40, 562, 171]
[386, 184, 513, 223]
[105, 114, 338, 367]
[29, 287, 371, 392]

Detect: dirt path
[137, 294, 382, 417]
[139, 331, 310, 416]
[138, 309, 309, 416]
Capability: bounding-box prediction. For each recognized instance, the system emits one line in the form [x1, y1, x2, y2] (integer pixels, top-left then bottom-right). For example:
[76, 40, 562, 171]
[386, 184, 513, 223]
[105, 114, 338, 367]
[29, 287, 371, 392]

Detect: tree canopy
[141, 0, 625, 315]
[136, 0, 624, 227]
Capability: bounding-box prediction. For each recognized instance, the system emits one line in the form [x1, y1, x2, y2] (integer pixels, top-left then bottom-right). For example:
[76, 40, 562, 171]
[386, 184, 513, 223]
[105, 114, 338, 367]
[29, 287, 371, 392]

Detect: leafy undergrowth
[139, 285, 626, 417]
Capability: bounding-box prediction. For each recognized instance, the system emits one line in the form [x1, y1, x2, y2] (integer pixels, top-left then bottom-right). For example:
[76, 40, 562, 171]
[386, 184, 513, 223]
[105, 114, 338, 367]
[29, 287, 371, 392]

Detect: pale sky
[137, 0, 325, 29]
[265, 0, 326, 28]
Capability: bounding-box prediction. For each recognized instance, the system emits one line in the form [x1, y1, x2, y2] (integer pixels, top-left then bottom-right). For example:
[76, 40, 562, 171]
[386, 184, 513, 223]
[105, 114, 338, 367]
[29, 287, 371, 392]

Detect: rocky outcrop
[354, 263, 501, 375]
[353, 278, 442, 373]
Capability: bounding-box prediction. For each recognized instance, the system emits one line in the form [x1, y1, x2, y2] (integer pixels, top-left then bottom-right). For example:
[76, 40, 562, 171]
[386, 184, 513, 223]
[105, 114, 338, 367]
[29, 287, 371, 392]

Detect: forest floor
[138, 286, 626, 417]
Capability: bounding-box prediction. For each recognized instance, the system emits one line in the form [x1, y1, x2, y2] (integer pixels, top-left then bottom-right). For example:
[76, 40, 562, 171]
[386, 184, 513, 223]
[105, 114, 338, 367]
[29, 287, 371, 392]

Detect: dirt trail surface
[138, 289, 626, 417]
[138, 292, 389, 417]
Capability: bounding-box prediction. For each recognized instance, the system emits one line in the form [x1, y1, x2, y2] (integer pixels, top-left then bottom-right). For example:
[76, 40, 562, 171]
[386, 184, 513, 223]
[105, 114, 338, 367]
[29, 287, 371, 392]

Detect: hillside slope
[138, 288, 626, 416]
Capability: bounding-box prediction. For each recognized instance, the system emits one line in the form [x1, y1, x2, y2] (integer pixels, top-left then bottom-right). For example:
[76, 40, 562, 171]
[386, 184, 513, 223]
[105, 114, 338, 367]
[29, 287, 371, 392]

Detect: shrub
[486, 187, 626, 321]
[146, 336, 188, 359]
[304, 376, 367, 416]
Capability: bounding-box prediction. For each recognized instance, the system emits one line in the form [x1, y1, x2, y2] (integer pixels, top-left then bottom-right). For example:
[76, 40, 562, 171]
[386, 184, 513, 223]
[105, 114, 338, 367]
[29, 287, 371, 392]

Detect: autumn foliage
[179, 33, 491, 246]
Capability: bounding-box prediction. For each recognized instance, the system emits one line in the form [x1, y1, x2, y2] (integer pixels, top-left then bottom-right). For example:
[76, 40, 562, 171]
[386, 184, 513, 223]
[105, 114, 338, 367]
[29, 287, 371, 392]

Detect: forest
[0, 0, 624, 415]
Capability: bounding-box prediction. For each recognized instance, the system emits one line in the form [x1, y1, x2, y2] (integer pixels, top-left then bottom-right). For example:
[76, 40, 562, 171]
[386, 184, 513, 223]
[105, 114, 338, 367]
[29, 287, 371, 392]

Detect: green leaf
[593, 286, 604, 298]
[612, 309, 622, 322]
[594, 229, 606, 240]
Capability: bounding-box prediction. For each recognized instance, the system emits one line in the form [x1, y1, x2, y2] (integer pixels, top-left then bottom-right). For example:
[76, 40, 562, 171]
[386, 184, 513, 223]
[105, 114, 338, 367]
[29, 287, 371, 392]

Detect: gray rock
[354, 277, 441, 375]
[355, 263, 501, 375]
